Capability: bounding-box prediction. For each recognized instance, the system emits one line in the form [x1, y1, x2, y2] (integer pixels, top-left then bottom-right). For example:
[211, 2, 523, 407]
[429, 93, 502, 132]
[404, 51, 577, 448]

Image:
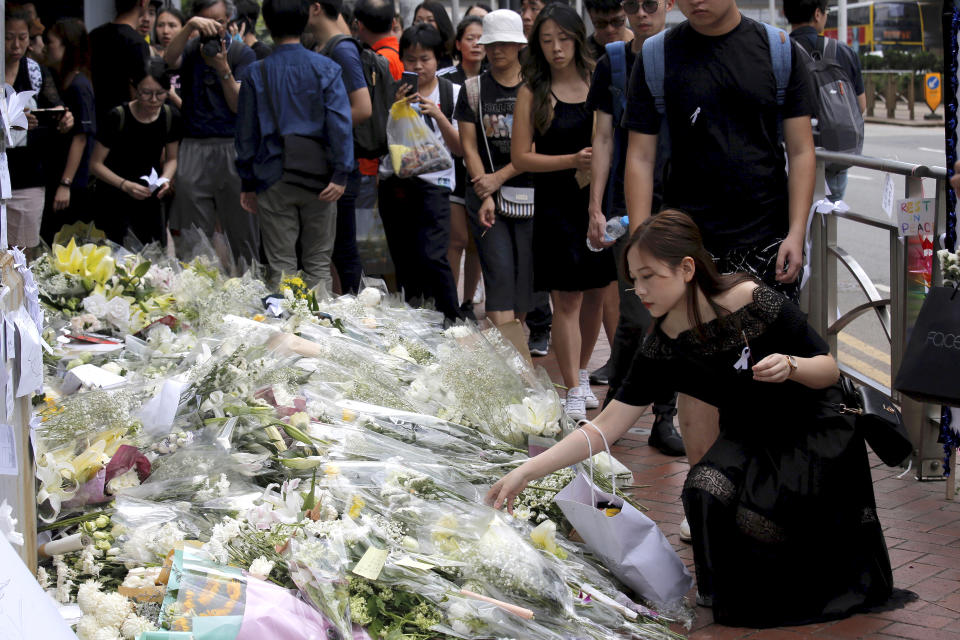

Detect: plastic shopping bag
[555, 423, 692, 607]
[387, 100, 453, 178]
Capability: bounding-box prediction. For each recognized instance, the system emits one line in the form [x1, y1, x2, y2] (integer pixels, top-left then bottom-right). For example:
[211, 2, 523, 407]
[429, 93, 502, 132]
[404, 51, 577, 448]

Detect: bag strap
[606, 40, 628, 124]
[763, 22, 791, 109]
[576, 428, 599, 506]
[465, 74, 481, 120]
[821, 37, 839, 64]
[163, 104, 172, 138]
[112, 104, 125, 136]
[438, 76, 454, 121]
[581, 419, 617, 491]
[474, 76, 497, 175]
[641, 30, 666, 116]
[320, 33, 350, 58]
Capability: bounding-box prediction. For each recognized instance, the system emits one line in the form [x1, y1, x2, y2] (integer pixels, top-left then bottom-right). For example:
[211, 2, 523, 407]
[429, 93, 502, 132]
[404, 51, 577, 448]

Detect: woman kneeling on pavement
[487, 210, 894, 628]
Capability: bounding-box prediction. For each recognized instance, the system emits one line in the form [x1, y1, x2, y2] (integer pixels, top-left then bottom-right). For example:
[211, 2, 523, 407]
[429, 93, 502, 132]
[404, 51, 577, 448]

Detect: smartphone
[399, 71, 419, 98]
[31, 108, 65, 126]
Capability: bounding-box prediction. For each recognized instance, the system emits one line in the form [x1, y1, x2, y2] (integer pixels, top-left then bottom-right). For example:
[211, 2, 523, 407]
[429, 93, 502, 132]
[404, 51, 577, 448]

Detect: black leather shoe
[647, 409, 685, 456]
[589, 359, 611, 385]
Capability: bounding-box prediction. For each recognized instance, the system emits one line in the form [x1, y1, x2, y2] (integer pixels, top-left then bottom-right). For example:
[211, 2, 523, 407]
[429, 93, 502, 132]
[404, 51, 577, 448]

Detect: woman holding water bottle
[511, 3, 616, 420]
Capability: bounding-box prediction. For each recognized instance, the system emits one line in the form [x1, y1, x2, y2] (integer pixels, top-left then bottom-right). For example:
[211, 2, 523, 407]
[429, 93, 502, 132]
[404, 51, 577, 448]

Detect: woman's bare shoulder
[715, 280, 760, 312]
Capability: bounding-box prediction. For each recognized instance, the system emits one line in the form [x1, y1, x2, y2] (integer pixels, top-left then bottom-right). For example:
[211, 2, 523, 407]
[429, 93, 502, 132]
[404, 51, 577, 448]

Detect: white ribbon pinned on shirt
[801, 198, 850, 289]
[733, 346, 751, 371]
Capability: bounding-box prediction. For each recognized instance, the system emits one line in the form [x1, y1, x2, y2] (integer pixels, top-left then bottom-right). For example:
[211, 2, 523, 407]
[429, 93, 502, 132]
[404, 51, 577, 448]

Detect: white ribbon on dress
[801, 198, 850, 289]
[733, 346, 751, 371]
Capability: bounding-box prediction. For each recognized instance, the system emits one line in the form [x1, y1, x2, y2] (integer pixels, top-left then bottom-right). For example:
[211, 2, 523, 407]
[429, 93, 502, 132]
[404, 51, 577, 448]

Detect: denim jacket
[235, 44, 354, 193]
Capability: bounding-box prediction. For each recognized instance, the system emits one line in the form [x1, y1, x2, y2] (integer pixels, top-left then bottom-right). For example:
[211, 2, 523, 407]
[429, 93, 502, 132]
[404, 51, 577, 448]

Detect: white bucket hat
[478, 9, 528, 45]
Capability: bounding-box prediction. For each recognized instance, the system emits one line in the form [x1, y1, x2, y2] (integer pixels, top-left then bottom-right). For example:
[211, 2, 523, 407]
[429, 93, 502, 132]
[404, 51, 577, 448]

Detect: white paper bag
[554, 424, 692, 606]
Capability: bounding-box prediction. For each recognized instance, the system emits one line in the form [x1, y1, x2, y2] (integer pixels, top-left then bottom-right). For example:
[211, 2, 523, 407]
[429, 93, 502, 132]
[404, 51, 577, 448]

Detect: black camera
[200, 33, 225, 57]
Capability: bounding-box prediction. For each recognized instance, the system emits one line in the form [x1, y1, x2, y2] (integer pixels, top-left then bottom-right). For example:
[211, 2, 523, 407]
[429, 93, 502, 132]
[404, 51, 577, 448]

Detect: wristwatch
[221, 71, 232, 81]
[59, 178, 72, 187]
[785, 355, 799, 377]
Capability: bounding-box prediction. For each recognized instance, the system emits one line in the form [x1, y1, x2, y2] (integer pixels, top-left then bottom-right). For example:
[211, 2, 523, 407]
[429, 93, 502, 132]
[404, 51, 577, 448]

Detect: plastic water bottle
[586, 215, 630, 252]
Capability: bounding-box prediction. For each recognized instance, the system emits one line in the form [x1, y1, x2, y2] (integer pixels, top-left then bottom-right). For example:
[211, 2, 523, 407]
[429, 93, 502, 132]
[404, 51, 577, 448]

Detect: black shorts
[451, 158, 465, 205]
[713, 237, 801, 303]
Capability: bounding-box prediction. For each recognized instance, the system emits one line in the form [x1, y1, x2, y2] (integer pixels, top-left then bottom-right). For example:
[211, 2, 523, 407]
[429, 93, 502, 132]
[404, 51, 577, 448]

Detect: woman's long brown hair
[622, 209, 757, 339]
[520, 3, 593, 135]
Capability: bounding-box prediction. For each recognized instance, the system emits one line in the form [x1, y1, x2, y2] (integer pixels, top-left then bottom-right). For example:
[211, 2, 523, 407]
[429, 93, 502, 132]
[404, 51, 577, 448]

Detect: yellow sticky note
[394, 556, 434, 571]
[352, 546, 389, 580]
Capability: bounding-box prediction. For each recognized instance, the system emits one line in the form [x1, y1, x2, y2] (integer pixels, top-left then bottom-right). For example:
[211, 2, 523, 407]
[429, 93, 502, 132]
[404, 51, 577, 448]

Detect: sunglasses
[593, 15, 627, 29]
[622, 0, 661, 14]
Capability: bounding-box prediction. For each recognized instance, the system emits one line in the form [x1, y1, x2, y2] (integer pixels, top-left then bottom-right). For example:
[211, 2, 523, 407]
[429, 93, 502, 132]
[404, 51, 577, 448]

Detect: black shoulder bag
[259, 62, 331, 194]
[837, 376, 912, 467]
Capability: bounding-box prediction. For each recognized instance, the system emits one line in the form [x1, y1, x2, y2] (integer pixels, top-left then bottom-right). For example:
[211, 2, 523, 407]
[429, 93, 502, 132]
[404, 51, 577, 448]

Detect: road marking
[838, 350, 891, 387]
[847, 173, 874, 181]
[839, 332, 890, 364]
[919, 147, 944, 154]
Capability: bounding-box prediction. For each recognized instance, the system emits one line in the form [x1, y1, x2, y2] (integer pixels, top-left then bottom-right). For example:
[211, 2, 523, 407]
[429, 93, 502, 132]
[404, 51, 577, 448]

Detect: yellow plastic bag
[387, 100, 453, 178]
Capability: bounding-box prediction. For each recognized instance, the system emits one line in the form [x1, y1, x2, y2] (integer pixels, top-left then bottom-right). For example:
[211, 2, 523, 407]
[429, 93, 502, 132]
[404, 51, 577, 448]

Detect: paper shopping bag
[894, 285, 960, 406]
[555, 471, 692, 606]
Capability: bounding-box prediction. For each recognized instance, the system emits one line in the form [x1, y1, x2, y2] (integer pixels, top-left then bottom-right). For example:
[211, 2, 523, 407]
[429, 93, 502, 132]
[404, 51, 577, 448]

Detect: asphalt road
[827, 122, 946, 388]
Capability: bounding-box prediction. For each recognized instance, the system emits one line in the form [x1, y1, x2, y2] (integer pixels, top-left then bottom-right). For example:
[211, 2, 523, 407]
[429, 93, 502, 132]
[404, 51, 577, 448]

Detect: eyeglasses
[137, 89, 169, 100]
[593, 15, 627, 29]
[622, 0, 661, 14]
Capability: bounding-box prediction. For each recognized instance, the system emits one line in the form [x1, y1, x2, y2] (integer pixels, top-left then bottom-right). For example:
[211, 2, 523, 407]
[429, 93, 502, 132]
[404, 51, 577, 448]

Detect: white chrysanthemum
[120, 614, 156, 640]
[79, 546, 103, 576]
[55, 578, 75, 604]
[94, 592, 133, 628]
[248, 556, 275, 581]
[36, 566, 50, 590]
[91, 628, 122, 640]
[357, 287, 382, 307]
[75, 615, 100, 640]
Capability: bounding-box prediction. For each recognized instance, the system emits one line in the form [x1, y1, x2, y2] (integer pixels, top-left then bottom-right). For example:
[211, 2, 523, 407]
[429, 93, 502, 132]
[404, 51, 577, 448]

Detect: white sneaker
[578, 369, 599, 409]
[679, 517, 692, 543]
[472, 281, 485, 305]
[565, 387, 587, 421]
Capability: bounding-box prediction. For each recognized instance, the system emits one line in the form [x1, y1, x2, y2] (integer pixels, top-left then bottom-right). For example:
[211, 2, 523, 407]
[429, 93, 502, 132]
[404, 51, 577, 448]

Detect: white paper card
[895, 198, 935, 239]
[0, 152, 10, 199]
[0, 422, 16, 475]
[5, 318, 14, 359]
[14, 310, 43, 397]
[60, 363, 126, 395]
[881, 173, 895, 218]
[0, 535, 79, 639]
[140, 378, 190, 435]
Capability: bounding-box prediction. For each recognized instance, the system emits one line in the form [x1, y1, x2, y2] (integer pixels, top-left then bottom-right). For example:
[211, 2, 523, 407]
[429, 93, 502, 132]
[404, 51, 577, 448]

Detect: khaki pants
[257, 180, 337, 293]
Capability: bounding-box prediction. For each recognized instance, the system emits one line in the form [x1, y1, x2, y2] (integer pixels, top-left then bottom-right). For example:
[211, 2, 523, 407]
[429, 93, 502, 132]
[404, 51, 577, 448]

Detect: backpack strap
[438, 76, 454, 121]
[821, 37, 839, 64]
[375, 43, 399, 55]
[641, 30, 666, 116]
[605, 40, 628, 125]
[163, 104, 172, 138]
[112, 104, 126, 136]
[320, 33, 351, 58]
[763, 23, 791, 108]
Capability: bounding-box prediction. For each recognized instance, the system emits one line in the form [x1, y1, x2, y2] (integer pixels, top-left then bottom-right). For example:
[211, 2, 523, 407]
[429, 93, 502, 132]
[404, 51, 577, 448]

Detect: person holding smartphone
[5, 7, 74, 257]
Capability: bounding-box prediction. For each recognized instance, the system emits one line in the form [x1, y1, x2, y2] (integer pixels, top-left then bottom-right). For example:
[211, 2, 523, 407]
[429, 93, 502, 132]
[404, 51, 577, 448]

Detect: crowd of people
[8, 0, 889, 630]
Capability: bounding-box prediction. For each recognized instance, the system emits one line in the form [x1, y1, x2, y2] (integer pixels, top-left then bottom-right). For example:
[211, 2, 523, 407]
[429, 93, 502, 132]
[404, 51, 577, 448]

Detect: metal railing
[803, 149, 947, 479]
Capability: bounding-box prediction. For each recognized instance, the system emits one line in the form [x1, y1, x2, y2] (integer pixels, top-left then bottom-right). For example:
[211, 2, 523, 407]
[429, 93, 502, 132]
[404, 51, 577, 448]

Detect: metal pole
[769, 0, 776, 25]
[838, 0, 848, 45]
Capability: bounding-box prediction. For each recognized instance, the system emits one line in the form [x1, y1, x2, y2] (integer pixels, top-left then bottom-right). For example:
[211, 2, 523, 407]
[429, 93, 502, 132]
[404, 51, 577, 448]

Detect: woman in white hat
[455, 10, 533, 331]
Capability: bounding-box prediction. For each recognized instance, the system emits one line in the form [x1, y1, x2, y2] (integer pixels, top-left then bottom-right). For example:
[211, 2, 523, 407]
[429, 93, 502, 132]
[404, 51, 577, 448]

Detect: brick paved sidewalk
[532, 332, 960, 640]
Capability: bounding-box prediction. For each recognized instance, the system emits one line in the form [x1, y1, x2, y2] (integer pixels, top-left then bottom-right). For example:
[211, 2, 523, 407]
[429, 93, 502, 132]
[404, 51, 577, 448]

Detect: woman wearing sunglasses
[90, 57, 183, 246]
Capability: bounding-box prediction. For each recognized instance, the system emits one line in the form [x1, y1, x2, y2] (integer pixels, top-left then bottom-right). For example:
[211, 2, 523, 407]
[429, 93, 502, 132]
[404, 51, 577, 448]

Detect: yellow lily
[85, 254, 116, 284]
[52, 238, 84, 275]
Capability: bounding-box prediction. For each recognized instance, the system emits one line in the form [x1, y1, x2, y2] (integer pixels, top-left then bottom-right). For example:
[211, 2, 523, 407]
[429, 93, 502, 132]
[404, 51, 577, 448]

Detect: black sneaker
[528, 330, 549, 357]
[647, 409, 686, 456]
[589, 359, 612, 385]
[460, 301, 477, 323]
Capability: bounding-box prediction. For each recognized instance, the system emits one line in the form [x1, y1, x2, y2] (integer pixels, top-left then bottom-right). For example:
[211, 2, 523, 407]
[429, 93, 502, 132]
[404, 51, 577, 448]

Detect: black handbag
[260, 64, 331, 194]
[838, 377, 913, 467]
[894, 284, 960, 406]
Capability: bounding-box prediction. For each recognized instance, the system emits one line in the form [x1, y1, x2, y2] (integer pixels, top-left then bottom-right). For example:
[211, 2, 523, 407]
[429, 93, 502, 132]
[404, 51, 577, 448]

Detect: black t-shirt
[8, 57, 63, 190]
[587, 46, 640, 216]
[97, 103, 184, 190]
[453, 72, 531, 189]
[89, 23, 149, 126]
[251, 40, 272, 60]
[623, 17, 815, 252]
[790, 26, 864, 95]
[50, 74, 97, 188]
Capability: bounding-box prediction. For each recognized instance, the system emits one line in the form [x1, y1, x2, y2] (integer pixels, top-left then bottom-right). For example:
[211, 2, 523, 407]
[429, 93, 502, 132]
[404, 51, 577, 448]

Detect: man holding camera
[165, 0, 258, 270]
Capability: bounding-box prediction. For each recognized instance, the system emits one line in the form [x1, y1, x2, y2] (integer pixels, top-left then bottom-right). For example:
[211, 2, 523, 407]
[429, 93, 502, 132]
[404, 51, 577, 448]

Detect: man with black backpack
[786, 0, 866, 203]
[309, 0, 384, 293]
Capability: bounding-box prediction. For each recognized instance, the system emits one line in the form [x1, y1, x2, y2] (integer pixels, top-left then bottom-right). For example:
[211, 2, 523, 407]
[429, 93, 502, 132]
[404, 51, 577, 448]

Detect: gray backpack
[796, 36, 864, 161]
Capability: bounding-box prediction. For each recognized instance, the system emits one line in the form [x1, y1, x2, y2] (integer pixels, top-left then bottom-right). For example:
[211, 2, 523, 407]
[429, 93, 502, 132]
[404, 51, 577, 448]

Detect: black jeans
[332, 169, 363, 294]
[379, 176, 462, 321]
[525, 292, 552, 334]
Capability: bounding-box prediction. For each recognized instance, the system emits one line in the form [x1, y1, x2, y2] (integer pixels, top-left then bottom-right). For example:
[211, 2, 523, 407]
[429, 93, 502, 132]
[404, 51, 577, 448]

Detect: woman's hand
[478, 196, 496, 229]
[57, 109, 74, 134]
[417, 95, 444, 122]
[394, 83, 414, 103]
[156, 181, 172, 199]
[752, 353, 792, 383]
[588, 208, 612, 249]
[472, 172, 502, 201]
[122, 180, 152, 200]
[573, 147, 593, 171]
[24, 109, 38, 130]
[53, 185, 71, 211]
[485, 466, 532, 514]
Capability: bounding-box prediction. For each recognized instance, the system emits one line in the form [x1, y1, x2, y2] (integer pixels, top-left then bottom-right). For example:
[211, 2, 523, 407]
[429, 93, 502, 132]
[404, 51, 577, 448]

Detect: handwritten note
[0, 423, 16, 475]
[881, 173, 895, 218]
[352, 546, 389, 580]
[896, 198, 935, 238]
[14, 309, 43, 397]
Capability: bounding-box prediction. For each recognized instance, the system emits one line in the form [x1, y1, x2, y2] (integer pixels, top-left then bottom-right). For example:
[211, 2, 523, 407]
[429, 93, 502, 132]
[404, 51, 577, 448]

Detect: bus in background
[824, 0, 935, 53]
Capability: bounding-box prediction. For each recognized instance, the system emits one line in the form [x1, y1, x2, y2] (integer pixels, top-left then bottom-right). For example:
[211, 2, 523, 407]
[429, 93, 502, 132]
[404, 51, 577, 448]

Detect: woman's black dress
[531, 96, 616, 292]
[615, 286, 894, 627]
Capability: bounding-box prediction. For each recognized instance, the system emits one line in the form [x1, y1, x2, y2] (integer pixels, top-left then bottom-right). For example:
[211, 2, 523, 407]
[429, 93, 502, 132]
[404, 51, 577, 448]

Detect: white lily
[505, 392, 562, 437]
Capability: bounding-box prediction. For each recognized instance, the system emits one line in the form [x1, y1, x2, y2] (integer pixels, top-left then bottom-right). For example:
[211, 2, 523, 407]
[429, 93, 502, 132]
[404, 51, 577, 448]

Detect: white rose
[104, 297, 131, 332]
[248, 556, 275, 581]
[82, 293, 109, 318]
[357, 287, 382, 308]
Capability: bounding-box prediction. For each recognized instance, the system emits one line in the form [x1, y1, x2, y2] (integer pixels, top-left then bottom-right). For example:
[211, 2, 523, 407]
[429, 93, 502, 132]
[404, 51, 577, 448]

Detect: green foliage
[859, 48, 942, 72]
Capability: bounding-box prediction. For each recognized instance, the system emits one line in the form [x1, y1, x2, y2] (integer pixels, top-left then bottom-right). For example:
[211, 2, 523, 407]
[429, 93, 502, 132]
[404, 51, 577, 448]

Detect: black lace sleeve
[772, 296, 830, 358]
[36, 65, 63, 108]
